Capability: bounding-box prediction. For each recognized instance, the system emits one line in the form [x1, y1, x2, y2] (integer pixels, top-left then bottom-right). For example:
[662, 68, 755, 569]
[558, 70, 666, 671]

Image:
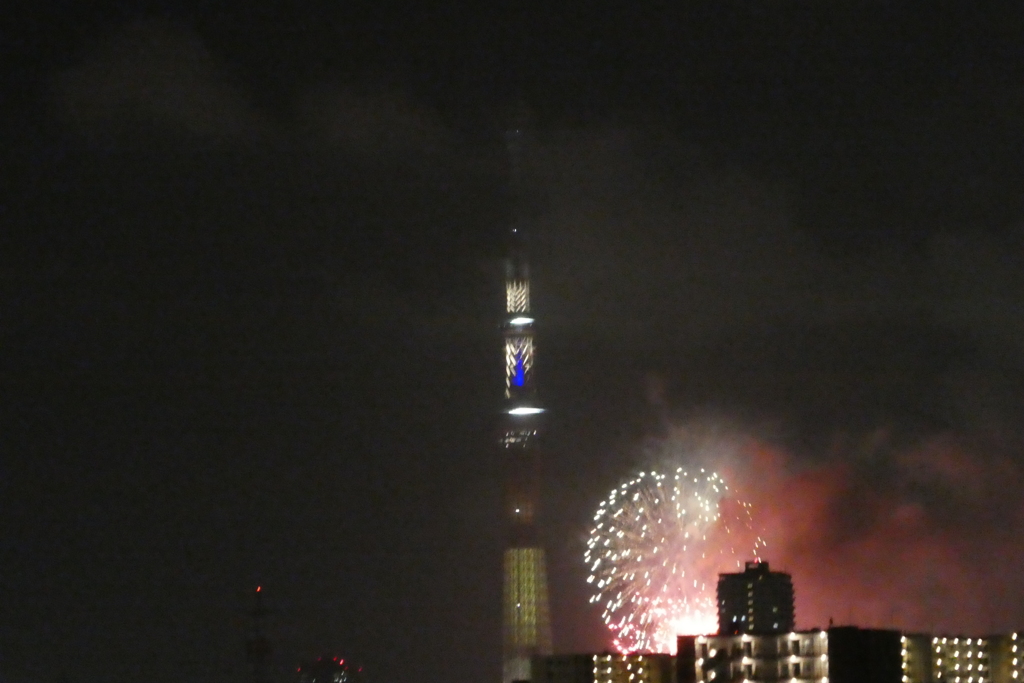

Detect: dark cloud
[297, 83, 457, 157]
[51, 18, 463, 163]
[528, 127, 1009, 343]
[52, 19, 269, 141]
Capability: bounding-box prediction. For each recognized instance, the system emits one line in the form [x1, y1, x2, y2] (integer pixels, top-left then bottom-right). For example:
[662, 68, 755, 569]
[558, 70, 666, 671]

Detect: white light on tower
[509, 406, 544, 415]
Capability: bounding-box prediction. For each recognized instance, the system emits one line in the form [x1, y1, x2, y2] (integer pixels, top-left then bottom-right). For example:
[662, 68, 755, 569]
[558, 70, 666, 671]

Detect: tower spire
[500, 122, 552, 683]
[245, 586, 272, 683]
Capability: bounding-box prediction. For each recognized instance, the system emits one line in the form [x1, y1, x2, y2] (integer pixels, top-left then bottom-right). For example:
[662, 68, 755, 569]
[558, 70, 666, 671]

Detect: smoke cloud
[646, 420, 1024, 635]
[530, 123, 1024, 649]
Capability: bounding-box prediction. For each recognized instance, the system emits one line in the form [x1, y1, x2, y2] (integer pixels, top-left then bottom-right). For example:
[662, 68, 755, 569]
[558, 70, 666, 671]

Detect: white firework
[585, 467, 764, 653]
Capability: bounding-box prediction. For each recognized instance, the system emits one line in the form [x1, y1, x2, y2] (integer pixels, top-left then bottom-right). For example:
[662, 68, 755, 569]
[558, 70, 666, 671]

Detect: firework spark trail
[585, 468, 764, 653]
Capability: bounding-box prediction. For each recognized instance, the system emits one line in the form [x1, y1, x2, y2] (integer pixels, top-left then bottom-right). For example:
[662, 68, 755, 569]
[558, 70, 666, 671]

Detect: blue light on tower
[513, 353, 526, 387]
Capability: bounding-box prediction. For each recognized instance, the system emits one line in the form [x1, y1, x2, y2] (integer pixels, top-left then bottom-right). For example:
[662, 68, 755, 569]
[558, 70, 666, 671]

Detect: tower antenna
[245, 586, 272, 683]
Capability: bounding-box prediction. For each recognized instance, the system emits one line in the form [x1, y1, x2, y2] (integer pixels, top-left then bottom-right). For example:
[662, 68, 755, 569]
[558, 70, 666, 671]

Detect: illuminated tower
[500, 126, 553, 683]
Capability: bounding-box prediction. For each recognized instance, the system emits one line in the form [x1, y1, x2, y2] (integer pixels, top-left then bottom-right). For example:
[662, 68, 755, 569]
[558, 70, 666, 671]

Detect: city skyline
[4, 4, 1024, 683]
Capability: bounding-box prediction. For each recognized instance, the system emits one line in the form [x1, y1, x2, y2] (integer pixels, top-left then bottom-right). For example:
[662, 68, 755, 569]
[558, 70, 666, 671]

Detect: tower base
[502, 547, 553, 683]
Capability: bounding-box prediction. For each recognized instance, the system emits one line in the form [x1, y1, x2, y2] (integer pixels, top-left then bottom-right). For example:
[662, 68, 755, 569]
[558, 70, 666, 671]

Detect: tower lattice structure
[500, 126, 553, 683]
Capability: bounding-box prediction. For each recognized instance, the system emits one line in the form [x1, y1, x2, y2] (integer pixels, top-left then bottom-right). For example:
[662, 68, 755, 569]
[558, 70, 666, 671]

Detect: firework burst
[585, 467, 764, 653]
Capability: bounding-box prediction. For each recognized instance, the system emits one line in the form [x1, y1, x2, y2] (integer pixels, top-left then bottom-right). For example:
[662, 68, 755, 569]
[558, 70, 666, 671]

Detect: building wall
[920, 633, 1024, 683]
[532, 655, 592, 683]
[533, 654, 674, 683]
[678, 630, 829, 682]
[989, 632, 1024, 683]
[905, 634, 934, 683]
[826, 627, 901, 683]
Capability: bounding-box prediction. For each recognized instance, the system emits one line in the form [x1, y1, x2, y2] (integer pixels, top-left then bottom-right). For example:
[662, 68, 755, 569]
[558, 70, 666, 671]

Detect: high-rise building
[717, 561, 795, 635]
[500, 126, 553, 683]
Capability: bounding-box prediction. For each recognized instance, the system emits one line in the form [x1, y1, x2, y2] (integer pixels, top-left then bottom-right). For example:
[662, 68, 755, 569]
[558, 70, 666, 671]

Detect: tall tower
[500, 126, 553, 683]
[245, 586, 272, 683]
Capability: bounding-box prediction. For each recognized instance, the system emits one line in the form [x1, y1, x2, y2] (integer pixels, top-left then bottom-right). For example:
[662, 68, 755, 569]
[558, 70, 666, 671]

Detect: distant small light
[509, 316, 534, 325]
[509, 406, 544, 415]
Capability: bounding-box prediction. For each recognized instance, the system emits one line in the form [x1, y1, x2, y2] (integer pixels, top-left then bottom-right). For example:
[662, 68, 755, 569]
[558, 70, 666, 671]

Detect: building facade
[530, 628, 1024, 683]
[678, 629, 833, 683]
[672, 629, 1024, 683]
[905, 632, 1024, 683]
[532, 654, 675, 683]
[717, 562, 795, 635]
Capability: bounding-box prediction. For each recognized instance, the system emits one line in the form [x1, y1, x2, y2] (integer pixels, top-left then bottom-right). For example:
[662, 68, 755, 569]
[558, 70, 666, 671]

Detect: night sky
[5, 3, 1024, 683]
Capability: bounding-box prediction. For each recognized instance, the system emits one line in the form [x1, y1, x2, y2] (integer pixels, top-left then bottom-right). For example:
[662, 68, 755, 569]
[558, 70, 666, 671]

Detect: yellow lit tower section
[500, 126, 553, 683]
